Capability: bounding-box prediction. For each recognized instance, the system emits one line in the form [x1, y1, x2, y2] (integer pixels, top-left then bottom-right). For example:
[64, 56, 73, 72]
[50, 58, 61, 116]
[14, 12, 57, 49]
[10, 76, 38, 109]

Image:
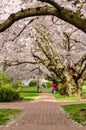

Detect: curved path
[0, 93, 86, 130]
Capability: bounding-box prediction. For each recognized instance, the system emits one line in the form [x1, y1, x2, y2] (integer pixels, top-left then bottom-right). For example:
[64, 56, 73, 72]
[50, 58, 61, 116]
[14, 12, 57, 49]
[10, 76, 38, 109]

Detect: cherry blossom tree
[31, 26, 86, 97]
[0, 0, 85, 96]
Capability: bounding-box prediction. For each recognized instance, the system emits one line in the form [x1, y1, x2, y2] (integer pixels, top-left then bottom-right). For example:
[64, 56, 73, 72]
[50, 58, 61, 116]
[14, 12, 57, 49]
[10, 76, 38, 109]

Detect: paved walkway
[0, 93, 86, 130]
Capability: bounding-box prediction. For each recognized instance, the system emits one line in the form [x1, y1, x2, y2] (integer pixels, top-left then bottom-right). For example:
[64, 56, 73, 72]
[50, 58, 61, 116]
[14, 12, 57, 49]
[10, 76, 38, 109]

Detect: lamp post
[37, 62, 40, 92]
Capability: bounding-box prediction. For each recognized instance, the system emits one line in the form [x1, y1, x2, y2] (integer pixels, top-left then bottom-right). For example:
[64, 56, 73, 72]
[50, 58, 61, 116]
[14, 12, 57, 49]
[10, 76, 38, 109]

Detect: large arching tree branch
[77, 64, 86, 80]
[72, 54, 86, 82]
[2, 60, 37, 71]
[75, 54, 86, 73]
[0, 3, 86, 33]
[8, 60, 37, 66]
[0, 6, 57, 32]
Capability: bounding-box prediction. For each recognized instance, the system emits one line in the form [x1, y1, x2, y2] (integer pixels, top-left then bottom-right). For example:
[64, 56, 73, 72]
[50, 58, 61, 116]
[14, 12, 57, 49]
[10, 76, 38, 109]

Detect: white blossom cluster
[0, 0, 86, 80]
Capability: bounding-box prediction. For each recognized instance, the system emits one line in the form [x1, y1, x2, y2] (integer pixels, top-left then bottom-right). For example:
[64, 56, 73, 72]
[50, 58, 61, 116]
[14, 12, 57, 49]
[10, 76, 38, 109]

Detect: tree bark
[33, 26, 86, 97]
[76, 78, 83, 98]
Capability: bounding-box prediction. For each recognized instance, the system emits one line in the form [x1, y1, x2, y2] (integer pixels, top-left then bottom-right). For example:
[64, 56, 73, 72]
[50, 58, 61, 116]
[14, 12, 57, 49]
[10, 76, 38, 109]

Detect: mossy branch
[0, 6, 57, 32]
[0, 4, 86, 33]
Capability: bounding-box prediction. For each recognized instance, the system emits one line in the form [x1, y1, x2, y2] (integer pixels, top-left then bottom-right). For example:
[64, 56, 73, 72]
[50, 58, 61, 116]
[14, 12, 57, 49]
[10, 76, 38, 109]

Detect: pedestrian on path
[42, 82, 47, 92]
[51, 81, 56, 94]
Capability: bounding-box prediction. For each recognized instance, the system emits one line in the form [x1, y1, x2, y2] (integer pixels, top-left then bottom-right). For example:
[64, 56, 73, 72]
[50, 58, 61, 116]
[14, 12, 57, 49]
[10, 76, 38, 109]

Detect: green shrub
[13, 81, 22, 92]
[0, 72, 21, 102]
[29, 80, 37, 86]
[0, 72, 12, 87]
[0, 84, 20, 102]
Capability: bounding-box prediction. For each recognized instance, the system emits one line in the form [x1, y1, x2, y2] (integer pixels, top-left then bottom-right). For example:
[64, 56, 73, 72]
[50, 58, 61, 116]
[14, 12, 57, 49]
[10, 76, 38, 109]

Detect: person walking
[51, 82, 56, 94]
[42, 82, 46, 92]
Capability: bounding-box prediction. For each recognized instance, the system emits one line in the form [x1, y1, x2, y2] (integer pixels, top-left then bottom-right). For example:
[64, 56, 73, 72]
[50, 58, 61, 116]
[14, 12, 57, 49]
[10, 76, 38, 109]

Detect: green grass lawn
[82, 84, 86, 97]
[54, 93, 81, 101]
[62, 104, 86, 126]
[0, 108, 22, 125]
[20, 86, 40, 101]
[0, 86, 39, 125]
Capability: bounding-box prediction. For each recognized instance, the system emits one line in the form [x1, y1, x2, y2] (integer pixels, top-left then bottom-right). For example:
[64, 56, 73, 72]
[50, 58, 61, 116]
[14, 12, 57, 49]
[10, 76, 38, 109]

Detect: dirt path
[0, 93, 86, 130]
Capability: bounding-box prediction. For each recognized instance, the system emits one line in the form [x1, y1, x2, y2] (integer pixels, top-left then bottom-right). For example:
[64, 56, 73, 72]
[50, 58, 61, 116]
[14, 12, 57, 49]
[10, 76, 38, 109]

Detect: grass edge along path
[53, 84, 86, 102]
[0, 108, 22, 125]
[62, 104, 86, 126]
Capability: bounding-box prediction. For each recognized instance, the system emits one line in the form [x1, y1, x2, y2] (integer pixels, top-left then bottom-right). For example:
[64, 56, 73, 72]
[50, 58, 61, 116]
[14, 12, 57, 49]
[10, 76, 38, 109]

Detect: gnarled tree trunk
[32, 26, 86, 97]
